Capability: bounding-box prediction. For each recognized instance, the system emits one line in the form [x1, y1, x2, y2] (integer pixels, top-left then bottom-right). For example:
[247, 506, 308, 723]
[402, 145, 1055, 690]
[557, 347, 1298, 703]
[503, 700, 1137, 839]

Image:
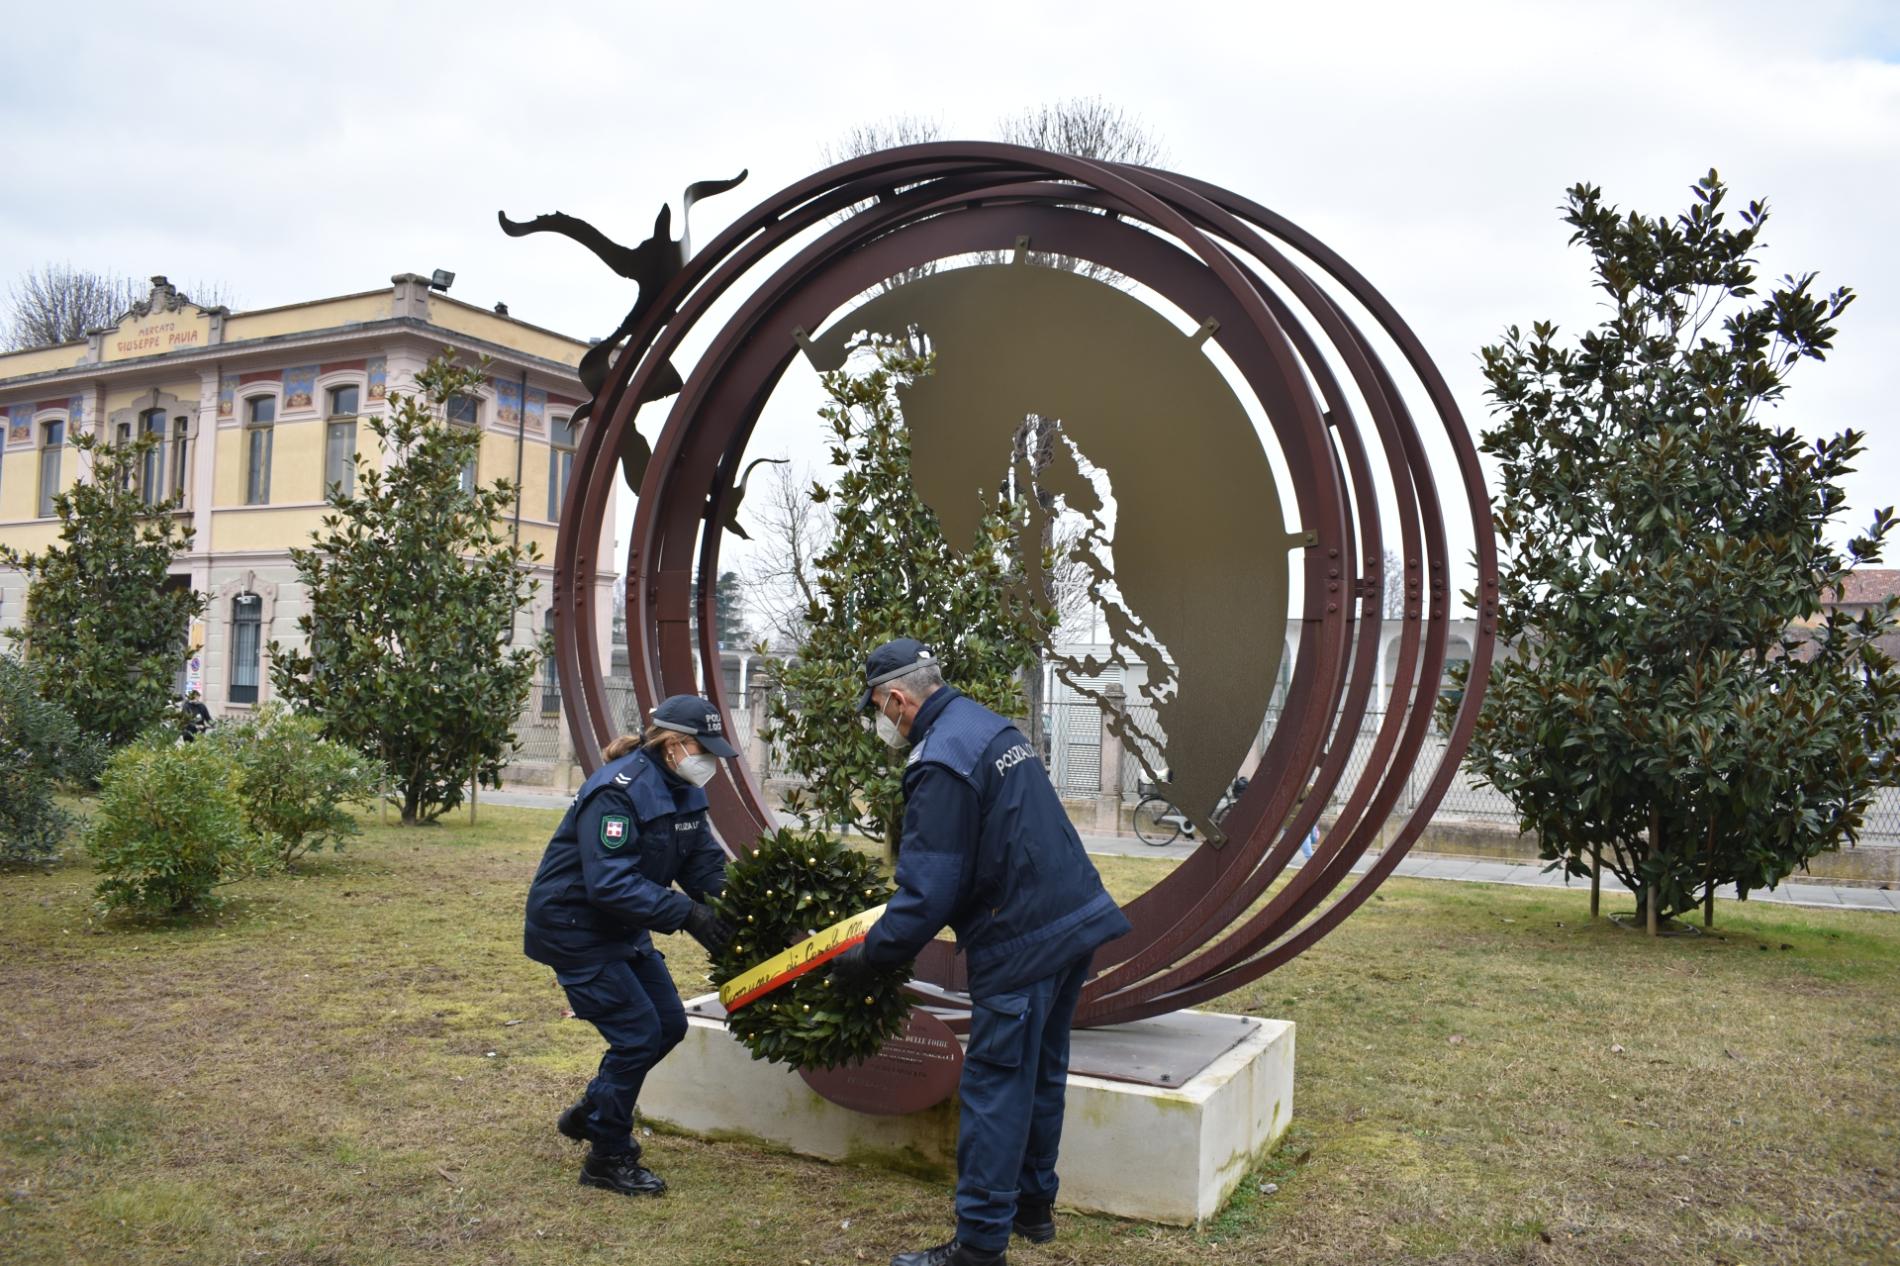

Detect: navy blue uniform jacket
[862, 688, 1131, 998]
[522, 748, 727, 973]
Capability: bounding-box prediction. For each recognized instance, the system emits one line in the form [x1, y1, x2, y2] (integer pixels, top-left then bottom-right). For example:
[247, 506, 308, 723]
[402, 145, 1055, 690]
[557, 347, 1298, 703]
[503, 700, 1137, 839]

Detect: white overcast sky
[4, 0, 1897, 617]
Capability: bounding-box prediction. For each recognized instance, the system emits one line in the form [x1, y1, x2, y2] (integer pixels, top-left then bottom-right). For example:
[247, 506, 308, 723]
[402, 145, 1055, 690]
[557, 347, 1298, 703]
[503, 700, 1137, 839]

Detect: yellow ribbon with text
[718, 905, 887, 1012]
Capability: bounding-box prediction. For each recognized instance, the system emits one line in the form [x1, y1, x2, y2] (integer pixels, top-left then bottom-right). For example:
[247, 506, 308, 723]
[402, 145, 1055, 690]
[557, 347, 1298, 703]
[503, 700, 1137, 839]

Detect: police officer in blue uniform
[830, 639, 1132, 1266]
[523, 693, 738, 1196]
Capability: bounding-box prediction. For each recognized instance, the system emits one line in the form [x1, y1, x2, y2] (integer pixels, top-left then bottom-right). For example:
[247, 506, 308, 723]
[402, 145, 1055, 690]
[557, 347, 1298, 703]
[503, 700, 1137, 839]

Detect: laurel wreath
[707, 827, 914, 1070]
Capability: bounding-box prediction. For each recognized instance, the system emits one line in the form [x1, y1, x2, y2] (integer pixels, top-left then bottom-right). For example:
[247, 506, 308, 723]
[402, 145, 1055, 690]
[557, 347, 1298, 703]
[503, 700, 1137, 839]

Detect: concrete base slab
[640, 997, 1294, 1226]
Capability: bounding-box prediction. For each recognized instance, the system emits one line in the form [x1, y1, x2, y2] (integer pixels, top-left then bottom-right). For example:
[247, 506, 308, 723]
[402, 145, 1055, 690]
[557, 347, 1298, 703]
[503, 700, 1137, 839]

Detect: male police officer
[831, 639, 1131, 1266]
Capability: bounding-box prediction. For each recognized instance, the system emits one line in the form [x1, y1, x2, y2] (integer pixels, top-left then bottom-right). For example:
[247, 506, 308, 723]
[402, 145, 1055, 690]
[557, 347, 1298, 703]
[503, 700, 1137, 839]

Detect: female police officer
[523, 693, 737, 1196]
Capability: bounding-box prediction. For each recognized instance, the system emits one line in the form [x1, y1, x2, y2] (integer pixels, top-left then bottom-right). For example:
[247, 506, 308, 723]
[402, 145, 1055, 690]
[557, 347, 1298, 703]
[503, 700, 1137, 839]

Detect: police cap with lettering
[859, 638, 935, 710]
[649, 693, 738, 758]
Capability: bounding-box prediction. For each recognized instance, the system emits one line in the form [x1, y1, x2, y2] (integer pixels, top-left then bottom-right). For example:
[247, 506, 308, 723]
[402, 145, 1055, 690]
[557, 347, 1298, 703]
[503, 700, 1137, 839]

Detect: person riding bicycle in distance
[828, 638, 1131, 1266]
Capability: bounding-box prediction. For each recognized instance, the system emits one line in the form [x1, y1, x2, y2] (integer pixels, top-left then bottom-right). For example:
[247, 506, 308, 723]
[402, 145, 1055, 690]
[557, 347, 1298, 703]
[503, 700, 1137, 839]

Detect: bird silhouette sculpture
[720, 456, 790, 541]
[499, 171, 747, 492]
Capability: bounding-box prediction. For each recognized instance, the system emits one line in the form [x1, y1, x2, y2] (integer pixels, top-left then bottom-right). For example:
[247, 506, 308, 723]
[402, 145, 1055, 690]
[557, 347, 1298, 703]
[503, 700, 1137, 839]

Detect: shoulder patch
[613, 773, 631, 785]
[599, 815, 631, 849]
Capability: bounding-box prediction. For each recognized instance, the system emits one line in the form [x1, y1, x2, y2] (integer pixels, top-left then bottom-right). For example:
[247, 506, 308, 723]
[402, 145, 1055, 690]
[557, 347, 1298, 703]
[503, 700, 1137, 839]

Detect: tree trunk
[1646, 806, 1661, 937]
[1703, 817, 1716, 928]
[1590, 841, 1601, 919]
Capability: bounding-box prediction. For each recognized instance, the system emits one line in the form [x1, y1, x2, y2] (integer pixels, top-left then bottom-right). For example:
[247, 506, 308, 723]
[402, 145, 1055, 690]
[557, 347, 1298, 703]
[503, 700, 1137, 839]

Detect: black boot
[1012, 1198, 1056, 1243]
[559, 1098, 642, 1152]
[890, 1240, 1005, 1266]
[579, 1147, 665, 1196]
[557, 1097, 591, 1144]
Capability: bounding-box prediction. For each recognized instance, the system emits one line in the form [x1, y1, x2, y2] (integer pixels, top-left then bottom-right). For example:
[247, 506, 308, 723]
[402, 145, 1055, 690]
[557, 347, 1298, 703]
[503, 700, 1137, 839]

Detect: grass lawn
[2, 805, 1897, 1265]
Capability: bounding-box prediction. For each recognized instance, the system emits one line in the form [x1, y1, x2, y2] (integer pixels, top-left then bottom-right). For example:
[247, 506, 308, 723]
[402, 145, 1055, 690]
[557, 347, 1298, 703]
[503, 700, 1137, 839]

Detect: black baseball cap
[649, 693, 739, 758]
[859, 638, 936, 710]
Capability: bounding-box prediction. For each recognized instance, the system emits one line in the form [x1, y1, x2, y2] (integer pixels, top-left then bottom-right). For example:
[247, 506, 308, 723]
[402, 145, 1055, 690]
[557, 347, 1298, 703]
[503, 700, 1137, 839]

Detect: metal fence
[508, 683, 1900, 844]
[508, 677, 782, 774]
[1043, 697, 1900, 842]
[507, 679, 645, 767]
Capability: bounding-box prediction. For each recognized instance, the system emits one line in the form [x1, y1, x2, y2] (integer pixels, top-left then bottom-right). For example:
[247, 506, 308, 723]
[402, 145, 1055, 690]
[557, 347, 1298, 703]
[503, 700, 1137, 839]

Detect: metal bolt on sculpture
[503, 142, 1498, 1034]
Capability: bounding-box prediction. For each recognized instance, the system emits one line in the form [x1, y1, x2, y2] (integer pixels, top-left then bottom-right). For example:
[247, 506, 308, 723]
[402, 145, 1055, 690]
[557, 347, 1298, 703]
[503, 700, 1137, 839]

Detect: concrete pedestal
[640, 998, 1294, 1225]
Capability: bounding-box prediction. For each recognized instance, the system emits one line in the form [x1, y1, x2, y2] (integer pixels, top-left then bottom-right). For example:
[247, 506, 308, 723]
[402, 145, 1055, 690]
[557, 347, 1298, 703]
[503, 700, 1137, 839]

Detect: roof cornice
[0, 317, 585, 397]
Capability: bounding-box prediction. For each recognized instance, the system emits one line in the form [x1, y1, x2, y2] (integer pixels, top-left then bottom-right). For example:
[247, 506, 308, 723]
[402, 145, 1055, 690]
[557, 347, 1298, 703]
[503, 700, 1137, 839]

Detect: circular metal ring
[551, 143, 1498, 1027]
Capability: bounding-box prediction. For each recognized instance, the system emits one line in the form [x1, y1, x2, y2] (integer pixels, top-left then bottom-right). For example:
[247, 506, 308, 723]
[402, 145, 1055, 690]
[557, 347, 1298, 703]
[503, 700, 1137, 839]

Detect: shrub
[0, 654, 103, 863]
[204, 704, 384, 871]
[86, 735, 253, 918]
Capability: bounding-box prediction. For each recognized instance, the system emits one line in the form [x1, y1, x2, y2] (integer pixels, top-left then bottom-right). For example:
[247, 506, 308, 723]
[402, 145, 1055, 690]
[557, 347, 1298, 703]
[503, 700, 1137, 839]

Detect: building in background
[0, 274, 616, 765]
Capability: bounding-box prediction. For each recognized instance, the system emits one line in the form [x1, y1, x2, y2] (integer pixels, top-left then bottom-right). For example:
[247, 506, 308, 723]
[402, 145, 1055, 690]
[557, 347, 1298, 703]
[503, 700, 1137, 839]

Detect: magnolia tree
[271, 354, 544, 824]
[1, 432, 203, 753]
[762, 346, 1051, 848]
[1459, 172, 1900, 930]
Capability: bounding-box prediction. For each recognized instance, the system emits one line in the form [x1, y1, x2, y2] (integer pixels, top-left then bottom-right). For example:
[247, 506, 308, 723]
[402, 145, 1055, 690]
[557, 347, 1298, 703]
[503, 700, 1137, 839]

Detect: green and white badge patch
[600, 815, 631, 849]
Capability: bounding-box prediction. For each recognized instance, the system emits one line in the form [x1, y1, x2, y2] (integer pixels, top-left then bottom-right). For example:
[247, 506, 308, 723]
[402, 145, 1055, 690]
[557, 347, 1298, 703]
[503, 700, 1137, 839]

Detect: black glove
[682, 902, 733, 956]
[827, 943, 877, 992]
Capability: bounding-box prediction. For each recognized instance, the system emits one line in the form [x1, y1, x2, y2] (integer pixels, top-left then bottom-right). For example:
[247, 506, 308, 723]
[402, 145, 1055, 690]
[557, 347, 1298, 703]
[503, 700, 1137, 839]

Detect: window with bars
[37, 419, 63, 518]
[325, 384, 358, 497]
[244, 397, 275, 505]
[171, 416, 190, 504]
[229, 594, 262, 704]
[541, 608, 560, 715]
[548, 414, 575, 521]
[447, 394, 479, 492]
[139, 408, 166, 506]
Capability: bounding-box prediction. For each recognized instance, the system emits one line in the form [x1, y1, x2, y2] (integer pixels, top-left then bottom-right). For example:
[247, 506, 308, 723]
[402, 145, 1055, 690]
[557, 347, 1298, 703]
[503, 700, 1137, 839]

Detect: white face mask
[674, 752, 719, 786]
[875, 699, 909, 750]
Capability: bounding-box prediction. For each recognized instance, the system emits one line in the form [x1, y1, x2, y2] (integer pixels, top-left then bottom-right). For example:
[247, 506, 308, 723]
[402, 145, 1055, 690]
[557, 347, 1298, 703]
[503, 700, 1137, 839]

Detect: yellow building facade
[0, 274, 615, 755]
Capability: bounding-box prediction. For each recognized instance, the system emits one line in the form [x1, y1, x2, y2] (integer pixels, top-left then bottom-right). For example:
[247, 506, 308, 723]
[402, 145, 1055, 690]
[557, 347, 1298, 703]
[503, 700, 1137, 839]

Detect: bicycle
[1132, 776, 1248, 847]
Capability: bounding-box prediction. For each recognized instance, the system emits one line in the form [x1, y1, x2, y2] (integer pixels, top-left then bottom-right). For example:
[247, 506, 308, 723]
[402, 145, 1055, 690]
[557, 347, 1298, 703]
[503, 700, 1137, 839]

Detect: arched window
[229, 593, 263, 705]
[244, 397, 275, 505]
[37, 418, 64, 518]
[325, 384, 359, 497]
[541, 608, 561, 715]
[139, 407, 167, 506]
[547, 414, 575, 521]
[446, 393, 479, 492]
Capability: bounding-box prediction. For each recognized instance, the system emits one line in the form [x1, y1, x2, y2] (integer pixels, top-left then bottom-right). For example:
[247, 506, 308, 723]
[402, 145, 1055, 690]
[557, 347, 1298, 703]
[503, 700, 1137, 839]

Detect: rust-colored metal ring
[550, 143, 1497, 1029]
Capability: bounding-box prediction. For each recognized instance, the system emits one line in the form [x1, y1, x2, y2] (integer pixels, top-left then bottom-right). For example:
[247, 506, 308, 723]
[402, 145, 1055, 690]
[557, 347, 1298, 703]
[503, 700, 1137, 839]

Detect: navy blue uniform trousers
[558, 953, 687, 1153]
[956, 953, 1092, 1251]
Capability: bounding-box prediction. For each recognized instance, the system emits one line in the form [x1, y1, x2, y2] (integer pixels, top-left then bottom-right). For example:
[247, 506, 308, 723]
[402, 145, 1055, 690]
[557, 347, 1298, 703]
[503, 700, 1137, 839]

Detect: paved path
[486, 788, 1897, 914]
[1076, 831, 1897, 912]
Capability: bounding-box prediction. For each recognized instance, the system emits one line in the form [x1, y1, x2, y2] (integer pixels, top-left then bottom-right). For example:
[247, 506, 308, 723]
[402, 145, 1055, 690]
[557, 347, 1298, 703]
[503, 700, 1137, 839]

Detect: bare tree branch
[1382, 549, 1408, 620]
[996, 95, 1167, 170]
[822, 115, 947, 298]
[737, 460, 832, 650]
[990, 96, 1166, 281]
[821, 114, 945, 168]
[4, 266, 236, 351]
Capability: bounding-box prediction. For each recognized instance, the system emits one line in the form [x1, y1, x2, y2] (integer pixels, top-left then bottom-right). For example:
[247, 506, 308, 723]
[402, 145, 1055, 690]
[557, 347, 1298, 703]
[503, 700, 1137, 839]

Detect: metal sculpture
[500, 170, 748, 488]
[510, 142, 1498, 1031]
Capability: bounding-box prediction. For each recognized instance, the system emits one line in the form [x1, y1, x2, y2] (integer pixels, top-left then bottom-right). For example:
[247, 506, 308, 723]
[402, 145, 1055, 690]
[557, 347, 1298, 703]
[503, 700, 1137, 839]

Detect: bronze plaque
[798, 1007, 964, 1115]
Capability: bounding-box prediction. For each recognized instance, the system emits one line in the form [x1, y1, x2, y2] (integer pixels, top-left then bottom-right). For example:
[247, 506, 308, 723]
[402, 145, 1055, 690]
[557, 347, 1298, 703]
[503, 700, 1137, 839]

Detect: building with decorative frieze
[0, 274, 615, 762]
